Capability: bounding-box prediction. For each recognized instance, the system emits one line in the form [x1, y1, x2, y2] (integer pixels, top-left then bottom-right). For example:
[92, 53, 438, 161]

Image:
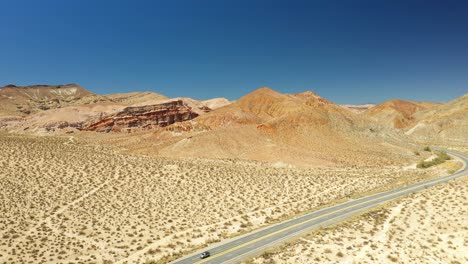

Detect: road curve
[173, 149, 468, 264]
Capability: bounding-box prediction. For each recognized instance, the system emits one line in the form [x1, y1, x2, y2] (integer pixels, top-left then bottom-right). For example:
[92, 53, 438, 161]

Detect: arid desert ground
[0, 84, 466, 264]
[249, 175, 467, 264]
[0, 132, 453, 264]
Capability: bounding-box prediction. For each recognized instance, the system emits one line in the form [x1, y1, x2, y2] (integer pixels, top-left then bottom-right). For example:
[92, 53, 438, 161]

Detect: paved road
[173, 149, 468, 264]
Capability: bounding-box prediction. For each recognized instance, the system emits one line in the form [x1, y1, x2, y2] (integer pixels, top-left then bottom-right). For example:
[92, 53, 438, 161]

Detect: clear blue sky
[1, 0, 467, 104]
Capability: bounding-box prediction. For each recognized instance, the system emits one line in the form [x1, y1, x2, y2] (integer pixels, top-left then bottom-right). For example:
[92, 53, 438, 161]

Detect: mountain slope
[105, 87, 418, 167]
[0, 84, 172, 117]
[0, 84, 96, 115]
[365, 99, 440, 129]
[1, 85, 427, 167]
[405, 94, 468, 145]
[1, 84, 230, 133]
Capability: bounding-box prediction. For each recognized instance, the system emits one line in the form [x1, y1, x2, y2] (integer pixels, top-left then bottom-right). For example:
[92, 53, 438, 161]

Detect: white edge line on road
[224, 202, 380, 264]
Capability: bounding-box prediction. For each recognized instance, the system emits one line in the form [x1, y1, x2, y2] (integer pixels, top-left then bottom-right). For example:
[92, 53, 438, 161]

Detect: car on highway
[200, 251, 210, 259]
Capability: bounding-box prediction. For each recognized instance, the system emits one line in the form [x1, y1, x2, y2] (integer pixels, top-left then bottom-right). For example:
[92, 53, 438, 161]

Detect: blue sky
[1, 0, 467, 104]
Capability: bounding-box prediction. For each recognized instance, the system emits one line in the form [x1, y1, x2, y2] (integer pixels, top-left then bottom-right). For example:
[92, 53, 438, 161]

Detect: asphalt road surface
[173, 149, 468, 264]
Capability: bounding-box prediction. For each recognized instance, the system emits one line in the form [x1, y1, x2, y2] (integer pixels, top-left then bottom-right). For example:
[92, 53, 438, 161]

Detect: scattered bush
[417, 151, 451, 169]
[387, 254, 399, 262]
[437, 151, 451, 161]
[260, 250, 275, 260]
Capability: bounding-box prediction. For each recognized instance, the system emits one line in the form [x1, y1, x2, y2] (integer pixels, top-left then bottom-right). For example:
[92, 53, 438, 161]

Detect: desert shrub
[147, 248, 161, 255]
[260, 250, 275, 259]
[423, 146, 431, 152]
[437, 151, 451, 161]
[387, 255, 399, 262]
[417, 151, 451, 169]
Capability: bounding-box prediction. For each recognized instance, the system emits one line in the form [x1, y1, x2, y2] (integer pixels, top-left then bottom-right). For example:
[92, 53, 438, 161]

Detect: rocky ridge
[83, 100, 199, 133]
[98, 87, 418, 167]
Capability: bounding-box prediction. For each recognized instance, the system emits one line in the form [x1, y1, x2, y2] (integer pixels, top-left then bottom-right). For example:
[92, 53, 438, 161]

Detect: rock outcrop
[83, 100, 199, 132]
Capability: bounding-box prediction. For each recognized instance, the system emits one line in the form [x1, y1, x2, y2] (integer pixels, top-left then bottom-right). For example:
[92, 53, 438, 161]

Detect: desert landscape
[0, 83, 467, 263]
[2, 2, 468, 263]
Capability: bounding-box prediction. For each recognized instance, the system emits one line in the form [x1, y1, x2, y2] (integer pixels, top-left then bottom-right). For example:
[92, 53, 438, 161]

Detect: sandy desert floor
[0, 133, 444, 263]
[249, 174, 467, 264]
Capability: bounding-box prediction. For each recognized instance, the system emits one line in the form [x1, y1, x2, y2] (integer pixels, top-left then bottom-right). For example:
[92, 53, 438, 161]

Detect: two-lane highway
[173, 149, 467, 264]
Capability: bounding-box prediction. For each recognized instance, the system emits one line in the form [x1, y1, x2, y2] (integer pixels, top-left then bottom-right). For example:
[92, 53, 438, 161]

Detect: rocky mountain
[0, 84, 230, 134]
[103, 87, 417, 167]
[5, 84, 463, 166]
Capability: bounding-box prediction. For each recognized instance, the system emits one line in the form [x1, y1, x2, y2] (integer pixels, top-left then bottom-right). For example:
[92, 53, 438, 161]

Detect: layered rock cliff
[83, 100, 199, 132]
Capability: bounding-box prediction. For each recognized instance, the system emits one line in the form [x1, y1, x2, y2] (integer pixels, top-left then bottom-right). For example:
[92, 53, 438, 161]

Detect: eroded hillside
[95, 87, 419, 167]
[366, 95, 468, 146]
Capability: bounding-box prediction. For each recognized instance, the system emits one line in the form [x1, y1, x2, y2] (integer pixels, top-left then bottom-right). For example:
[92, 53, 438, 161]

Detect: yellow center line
[194, 170, 464, 264]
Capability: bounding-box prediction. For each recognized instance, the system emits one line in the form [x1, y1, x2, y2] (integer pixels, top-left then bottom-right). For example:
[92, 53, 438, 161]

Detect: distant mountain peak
[244, 87, 282, 97]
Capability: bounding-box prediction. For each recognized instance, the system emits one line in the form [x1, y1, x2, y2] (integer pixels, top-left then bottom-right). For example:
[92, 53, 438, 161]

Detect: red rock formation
[83, 100, 199, 132]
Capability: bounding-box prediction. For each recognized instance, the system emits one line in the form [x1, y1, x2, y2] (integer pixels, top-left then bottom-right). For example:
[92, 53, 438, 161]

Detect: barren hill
[97, 87, 417, 167]
[365, 99, 440, 129]
[0, 84, 96, 116]
[195, 88, 355, 128]
[364, 95, 468, 146]
[1, 85, 431, 167]
[0, 84, 230, 134]
[405, 94, 468, 145]
[0, 84, 171, 117]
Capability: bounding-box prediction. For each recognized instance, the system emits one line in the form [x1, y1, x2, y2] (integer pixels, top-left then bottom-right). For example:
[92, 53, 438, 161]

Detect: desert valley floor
[1, 132, 462, 263]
